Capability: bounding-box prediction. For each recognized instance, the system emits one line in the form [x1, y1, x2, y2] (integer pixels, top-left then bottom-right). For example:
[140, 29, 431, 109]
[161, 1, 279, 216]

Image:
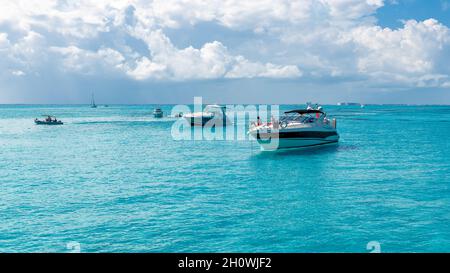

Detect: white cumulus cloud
[0, 0, 301, 81]
[348, 19, 450, 86]
[0, 0, 449, 88]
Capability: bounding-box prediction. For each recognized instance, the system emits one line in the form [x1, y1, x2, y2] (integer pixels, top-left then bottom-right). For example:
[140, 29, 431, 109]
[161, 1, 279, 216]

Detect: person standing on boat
[271, 115, 279, 129]
[316, 106, 322, 119]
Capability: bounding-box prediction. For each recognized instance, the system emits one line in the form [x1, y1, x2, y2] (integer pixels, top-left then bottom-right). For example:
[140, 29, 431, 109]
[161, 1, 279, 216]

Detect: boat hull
[251, 130, 339, 151]
[185, 116, 228, 126]
[35, 121, 64, 125]
[153, 113, 163, 118]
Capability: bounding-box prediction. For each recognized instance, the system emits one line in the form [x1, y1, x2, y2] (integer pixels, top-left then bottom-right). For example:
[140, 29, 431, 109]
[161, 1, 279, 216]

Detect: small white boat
[248, 108, 339, 151]
[183, 104, 230, 126]
[153, 108, 163, 118]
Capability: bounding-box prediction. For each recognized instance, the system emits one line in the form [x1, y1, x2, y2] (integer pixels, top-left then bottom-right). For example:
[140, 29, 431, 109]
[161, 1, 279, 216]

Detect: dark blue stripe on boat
[257, 131, 337, 139]
[190, 117, 228, 126]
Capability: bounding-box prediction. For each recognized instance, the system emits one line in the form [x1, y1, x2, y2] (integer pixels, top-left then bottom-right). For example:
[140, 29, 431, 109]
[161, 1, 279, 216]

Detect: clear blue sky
[377, 0, 450, 28]
[0, 1, 450, 104]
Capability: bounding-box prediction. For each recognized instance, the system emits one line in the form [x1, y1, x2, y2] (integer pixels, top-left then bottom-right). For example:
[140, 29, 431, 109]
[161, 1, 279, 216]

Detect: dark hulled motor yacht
[248, 108, 339, 151]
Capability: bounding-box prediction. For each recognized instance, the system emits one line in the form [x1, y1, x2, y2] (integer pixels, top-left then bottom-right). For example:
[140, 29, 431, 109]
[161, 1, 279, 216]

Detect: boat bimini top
[284, 109, 325, 115]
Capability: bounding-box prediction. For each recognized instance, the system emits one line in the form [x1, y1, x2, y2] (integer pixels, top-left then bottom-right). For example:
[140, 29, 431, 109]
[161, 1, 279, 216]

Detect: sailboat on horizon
[91, 93, 97, 108]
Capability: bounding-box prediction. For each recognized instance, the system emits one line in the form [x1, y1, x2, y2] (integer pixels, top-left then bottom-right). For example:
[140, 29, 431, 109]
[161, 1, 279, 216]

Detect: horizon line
[1, 103, 450, 106]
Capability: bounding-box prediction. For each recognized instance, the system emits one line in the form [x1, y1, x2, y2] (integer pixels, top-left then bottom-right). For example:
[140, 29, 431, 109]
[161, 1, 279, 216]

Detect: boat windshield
[204, 105, 225, 114]
[279, 113, 317, 123]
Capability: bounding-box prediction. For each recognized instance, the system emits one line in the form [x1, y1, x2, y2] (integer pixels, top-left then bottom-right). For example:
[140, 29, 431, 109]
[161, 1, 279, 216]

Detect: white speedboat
[248, 109, 339, 151]
[183, 104, 230, 126]
[153, 108, 163, 118]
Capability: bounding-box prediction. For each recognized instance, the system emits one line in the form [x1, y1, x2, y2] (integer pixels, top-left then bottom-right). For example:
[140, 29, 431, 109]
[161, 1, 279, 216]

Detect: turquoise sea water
[0, 104, 449, 253]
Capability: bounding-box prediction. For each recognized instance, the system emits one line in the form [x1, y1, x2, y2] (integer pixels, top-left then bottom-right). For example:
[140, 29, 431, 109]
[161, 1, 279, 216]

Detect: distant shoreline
[1, 103, 450, 106]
